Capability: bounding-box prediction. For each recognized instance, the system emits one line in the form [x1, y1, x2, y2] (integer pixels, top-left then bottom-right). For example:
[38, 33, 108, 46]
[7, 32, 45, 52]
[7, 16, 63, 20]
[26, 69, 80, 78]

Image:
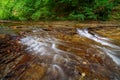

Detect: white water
[20, 34, 79, 80]
[19, 28, 120, 80]
[77, 28, 120, 49]
[77, 28, 120, 65]
[51, 64, 66, 80]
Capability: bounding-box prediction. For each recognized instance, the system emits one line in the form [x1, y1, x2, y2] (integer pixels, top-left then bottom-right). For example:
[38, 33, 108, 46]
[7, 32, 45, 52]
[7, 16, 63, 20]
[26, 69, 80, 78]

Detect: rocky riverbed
[0, 21, 120, 80]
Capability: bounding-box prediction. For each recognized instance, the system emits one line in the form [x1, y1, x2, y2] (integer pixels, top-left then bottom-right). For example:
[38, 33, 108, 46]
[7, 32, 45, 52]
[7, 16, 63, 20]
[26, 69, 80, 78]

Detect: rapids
[0, 24, 120, 80]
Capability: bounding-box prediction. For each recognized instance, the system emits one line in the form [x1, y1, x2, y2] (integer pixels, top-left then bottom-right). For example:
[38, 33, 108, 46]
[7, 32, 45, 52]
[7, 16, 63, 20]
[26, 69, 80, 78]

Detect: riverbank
[0, 20, 120, 28]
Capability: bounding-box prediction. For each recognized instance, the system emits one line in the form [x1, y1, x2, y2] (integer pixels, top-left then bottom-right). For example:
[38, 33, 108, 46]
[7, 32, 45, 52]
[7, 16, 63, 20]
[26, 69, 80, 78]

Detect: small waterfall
[1, 25, 120, 80]
[53, 54, 67, 64]
[20, 34, 78, 80]
[18, 28, 120, 80]
[77, 28, 120, 49]
[98, 46, 120, 65]
[48, 64, 66, 80]
[77, 28, 120, 65]
[20, 36, 55, 55]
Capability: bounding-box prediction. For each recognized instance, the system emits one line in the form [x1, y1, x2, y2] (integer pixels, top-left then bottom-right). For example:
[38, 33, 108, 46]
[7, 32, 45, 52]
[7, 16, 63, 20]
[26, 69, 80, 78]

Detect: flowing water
[0, 23, 120, 80]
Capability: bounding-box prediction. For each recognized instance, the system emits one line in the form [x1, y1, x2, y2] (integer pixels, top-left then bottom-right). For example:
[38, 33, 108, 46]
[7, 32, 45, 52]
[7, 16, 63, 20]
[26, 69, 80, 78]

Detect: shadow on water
[0, 24, 120, 80]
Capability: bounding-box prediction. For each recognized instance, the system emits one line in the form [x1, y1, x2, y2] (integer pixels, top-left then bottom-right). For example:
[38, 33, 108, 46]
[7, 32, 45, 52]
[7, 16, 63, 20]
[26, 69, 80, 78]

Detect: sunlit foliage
[0, 0, 119, 21]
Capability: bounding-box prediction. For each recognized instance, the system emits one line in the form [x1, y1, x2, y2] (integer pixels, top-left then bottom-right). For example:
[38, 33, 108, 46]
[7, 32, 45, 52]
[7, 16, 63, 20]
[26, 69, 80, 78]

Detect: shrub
[0, 0, 119, 21]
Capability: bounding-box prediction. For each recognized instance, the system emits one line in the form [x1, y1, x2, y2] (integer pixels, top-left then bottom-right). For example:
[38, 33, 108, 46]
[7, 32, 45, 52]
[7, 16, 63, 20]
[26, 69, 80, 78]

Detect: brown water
[0, 22, 120, 80]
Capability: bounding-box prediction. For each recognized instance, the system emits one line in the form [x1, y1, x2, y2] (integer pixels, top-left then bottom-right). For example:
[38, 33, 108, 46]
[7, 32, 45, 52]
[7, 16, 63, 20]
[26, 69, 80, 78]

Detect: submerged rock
[0, 26, 120, 80]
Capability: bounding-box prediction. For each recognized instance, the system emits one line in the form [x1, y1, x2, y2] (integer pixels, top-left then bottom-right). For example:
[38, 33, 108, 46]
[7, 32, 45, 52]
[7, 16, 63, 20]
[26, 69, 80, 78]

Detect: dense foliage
[0, 0, 119, 21]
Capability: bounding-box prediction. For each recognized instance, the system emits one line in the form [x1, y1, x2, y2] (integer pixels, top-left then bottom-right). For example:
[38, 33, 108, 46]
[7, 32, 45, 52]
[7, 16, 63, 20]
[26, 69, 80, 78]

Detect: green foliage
[68, 12, 85, 21]
[94, 0, 114, 20]
[0, 0, 14, 19]
[0, 0, 119, 21]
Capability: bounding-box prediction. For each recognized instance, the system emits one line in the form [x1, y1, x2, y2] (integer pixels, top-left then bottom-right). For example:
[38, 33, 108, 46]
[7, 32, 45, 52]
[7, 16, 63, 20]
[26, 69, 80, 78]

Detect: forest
[0, 0, 120, 21]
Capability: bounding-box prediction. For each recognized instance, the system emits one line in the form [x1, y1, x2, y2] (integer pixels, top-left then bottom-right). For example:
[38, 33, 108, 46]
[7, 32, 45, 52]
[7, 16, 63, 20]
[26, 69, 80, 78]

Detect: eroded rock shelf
[0, 22, 120, 80]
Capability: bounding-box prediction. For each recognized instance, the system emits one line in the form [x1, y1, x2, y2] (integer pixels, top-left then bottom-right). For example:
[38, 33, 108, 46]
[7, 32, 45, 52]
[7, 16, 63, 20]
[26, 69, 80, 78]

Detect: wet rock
[1, 26, 120, 80]
[0, 34, 28, 79]
[20, 64, 45, 80]
[0, 34, 6, 38]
